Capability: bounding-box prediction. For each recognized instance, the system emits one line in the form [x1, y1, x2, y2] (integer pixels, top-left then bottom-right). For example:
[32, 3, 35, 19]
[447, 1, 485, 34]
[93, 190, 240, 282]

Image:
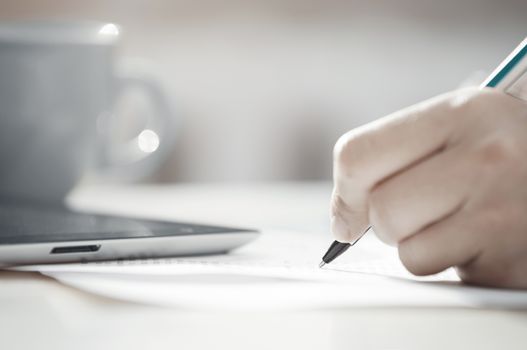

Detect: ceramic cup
[0, 21, 173, 202]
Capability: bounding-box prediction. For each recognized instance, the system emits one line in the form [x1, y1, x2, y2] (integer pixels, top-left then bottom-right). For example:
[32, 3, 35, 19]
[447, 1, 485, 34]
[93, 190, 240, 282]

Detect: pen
[318, 226, 370, 268]
[319, 37, 527, 268]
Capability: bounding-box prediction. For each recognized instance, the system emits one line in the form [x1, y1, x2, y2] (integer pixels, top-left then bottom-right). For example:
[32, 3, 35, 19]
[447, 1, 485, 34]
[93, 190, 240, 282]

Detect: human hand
[331, 88, 527, 288]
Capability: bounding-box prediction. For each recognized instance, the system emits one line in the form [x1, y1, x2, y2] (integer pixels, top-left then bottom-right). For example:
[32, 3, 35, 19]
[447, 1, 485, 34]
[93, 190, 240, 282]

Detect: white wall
[2, 0, 526, 181]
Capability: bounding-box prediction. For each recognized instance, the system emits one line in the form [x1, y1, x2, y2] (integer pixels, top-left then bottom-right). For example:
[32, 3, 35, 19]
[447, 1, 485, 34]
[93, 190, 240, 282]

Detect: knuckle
[330, 193, 349, 217]
[330, 193, 368, 242]
[461, 241, 527, 289]
[331, 192, 365, 224]
[456, 259, 512, 288]
[398, 239, 429, 276]
[333, 131, 368, 179]
[449, 87, 520, 124]
[333, 133, 352, 163]
[448, 87, 487, 117]
[473, 137, 520, 170]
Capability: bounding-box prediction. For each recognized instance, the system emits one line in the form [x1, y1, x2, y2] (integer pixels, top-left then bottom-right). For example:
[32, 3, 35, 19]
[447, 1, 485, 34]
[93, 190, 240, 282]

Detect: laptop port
[50, 244, 101, 254]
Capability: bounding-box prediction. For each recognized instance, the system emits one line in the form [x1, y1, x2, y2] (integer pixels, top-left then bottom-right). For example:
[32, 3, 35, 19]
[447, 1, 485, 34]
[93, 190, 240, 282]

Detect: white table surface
[1, 182, 526, 350]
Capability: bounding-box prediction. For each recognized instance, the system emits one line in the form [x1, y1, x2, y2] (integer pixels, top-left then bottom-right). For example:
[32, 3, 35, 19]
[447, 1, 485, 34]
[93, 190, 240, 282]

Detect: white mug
[0, 21, 174, 202]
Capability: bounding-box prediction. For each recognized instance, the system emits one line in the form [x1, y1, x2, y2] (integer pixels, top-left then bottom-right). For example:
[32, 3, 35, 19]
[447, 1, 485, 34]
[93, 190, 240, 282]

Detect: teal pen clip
[482, 37, 527, 100]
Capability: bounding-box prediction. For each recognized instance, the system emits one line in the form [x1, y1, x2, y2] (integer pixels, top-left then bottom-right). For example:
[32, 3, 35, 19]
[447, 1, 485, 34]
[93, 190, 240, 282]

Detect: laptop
[0, 197, 258, 267]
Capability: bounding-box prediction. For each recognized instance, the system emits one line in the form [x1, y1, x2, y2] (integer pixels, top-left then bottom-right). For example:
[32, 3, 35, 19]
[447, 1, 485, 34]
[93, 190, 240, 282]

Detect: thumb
[330, 187, 370, 243]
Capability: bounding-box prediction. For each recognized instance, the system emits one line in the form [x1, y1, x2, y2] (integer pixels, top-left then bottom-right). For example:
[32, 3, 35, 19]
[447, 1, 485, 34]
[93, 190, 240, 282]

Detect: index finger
[330, 88, 476, 242]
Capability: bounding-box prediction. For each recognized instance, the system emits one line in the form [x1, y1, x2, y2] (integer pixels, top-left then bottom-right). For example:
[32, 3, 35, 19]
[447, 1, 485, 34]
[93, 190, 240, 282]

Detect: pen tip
[318, 261, 326, 268]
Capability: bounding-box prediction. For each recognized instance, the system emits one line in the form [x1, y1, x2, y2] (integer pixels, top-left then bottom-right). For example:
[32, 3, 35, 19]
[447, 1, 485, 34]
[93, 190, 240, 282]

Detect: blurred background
[2, 0, 526, 183]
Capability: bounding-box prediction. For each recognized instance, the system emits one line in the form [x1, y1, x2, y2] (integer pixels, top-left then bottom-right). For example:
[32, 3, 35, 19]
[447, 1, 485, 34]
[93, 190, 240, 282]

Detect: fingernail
[331, 214, 350, 242]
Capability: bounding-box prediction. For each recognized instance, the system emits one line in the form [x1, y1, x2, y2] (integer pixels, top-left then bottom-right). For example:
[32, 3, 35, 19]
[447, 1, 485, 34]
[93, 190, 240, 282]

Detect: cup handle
[96, 72, 175, 181]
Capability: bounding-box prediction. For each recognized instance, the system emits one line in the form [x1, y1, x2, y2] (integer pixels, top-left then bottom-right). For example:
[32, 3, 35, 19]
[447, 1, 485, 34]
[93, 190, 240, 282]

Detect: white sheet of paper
[19, 230, 527, 310]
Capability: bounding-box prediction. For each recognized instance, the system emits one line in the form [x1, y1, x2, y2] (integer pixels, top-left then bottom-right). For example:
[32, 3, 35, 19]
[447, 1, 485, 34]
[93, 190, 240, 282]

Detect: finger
[368, 145, 470, 245]
[397, 209, 481, 276]
[330, 189, 369, 242]
[331, 88, 477, 241]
